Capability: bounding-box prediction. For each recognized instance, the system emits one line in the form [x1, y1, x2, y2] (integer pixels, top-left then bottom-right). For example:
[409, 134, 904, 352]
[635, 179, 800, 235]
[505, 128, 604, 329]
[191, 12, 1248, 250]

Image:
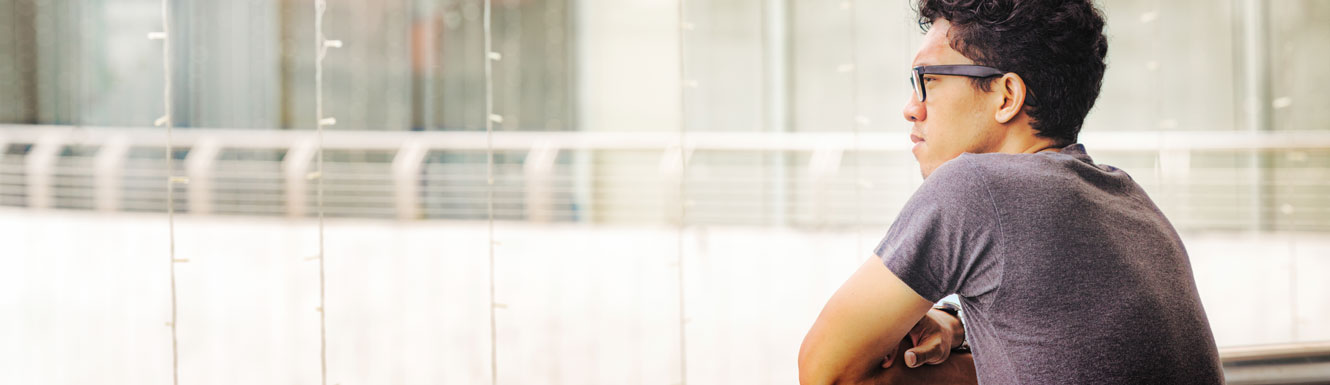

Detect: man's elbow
[798, 347, 826, 385]
[798, 335, 848, 385]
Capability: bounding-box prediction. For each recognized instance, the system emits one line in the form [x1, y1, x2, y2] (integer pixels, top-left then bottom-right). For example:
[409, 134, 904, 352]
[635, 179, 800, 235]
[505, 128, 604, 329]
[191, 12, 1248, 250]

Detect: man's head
[904, 0, 1108, 178]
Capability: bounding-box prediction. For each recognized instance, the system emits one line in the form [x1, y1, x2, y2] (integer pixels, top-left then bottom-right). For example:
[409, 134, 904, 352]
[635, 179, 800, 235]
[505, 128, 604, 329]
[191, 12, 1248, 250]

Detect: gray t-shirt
[875, 144, 1223, 384]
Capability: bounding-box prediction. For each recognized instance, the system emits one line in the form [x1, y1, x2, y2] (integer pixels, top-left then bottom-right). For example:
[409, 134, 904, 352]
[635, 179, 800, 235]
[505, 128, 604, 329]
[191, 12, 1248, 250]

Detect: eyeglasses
[909, 65, 1007, 103]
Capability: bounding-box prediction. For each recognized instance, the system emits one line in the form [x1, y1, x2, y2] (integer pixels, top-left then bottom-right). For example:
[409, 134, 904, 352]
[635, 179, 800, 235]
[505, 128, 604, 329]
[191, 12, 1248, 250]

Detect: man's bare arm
[798, 256, 934, 385]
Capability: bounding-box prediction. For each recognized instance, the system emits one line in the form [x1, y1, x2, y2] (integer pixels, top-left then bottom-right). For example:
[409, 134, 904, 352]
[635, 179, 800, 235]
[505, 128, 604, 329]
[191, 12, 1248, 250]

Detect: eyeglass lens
[909, 69, 925, 102]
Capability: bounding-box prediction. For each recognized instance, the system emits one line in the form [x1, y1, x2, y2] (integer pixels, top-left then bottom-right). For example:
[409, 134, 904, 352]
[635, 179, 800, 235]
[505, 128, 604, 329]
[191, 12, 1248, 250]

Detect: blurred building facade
[3, 0, 1329, 231]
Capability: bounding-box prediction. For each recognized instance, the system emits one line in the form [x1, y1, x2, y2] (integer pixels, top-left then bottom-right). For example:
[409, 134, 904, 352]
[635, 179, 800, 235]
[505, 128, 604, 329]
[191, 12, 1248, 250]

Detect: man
[798, 0, 1224, 384]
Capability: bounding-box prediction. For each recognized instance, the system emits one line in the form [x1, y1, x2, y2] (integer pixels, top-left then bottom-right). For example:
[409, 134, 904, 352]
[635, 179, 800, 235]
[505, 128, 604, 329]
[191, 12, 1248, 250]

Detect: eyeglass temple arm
[915, 65, 1006, 78]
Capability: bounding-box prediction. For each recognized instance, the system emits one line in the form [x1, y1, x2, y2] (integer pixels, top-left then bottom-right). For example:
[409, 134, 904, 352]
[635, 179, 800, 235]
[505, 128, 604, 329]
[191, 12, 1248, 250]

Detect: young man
[798, 1, 1224, 384]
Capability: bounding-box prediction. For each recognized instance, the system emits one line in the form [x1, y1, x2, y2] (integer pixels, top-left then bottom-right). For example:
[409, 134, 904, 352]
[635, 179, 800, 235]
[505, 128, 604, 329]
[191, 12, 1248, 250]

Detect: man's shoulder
[919, 156, 993, 199]
[925, 153, 1028, 194]
[906, 157, 1007, 218]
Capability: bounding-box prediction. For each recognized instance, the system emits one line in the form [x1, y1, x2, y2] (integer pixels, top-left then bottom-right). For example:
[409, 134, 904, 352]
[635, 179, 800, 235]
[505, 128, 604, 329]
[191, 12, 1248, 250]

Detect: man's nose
[903, 96, 926, 123]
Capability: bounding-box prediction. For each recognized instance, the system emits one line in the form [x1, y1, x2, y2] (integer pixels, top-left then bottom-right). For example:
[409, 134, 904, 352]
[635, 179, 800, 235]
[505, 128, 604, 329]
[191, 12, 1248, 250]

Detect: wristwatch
[933, 301, 971, 353]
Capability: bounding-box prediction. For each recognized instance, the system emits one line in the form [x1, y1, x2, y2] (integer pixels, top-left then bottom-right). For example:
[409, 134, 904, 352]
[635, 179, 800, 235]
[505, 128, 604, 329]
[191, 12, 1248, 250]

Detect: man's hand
[874, 334, 977, 385]
[881, 308, 965, 369]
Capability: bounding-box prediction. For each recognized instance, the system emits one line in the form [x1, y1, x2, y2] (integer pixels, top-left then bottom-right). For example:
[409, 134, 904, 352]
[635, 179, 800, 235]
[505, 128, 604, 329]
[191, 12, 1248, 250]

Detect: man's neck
[994, 124, 1063, 154]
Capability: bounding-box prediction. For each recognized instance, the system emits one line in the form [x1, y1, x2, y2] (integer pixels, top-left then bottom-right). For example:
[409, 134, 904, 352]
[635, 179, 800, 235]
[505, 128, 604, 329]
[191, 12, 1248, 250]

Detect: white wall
[2, 209, 1327, 385]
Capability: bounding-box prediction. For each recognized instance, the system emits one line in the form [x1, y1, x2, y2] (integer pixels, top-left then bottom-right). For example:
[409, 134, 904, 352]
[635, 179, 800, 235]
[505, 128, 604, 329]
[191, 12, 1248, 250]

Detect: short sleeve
[873, 157, 1004, 303]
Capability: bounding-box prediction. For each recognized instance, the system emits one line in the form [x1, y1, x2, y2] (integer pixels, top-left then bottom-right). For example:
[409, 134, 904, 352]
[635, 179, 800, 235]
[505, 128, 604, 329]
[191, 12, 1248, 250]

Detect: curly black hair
[917, 0, 1108, 144]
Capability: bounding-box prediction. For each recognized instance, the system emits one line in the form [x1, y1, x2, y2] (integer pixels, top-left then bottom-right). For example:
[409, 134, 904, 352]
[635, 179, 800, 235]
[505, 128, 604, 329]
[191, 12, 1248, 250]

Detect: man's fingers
[907, 322, 928, 345]
[904, 337, 950, 368]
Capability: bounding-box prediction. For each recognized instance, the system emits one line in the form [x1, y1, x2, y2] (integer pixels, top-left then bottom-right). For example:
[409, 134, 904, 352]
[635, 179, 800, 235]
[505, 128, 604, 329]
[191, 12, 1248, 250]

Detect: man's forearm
[796, 257, 936, 385]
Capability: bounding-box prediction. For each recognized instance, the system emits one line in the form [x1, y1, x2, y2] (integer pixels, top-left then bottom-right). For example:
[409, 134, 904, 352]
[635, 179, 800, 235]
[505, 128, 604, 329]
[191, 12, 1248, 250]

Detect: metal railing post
[658, 145, 692, 224]
[284, 139, 316, 218]
[808, 146, 843, 226]
[185, 138, 220, 215]
[391, 142, 428, 220]
[523, 142, 559, 222]
[25, 133, 63, 209]
[94, 135, 130, 212]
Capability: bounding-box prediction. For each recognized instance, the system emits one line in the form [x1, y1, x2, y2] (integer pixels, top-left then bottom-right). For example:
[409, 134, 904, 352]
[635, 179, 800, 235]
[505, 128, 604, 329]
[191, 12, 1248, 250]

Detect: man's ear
[993, 73, 1028, 124]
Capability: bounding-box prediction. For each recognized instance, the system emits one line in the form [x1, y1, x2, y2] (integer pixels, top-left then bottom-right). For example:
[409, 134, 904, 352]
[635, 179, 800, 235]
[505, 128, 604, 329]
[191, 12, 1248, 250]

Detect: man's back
[876, 144, 1224, 384]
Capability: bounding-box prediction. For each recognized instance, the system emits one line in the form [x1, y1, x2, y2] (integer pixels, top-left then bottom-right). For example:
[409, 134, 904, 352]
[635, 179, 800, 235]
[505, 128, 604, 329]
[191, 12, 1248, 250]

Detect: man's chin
[918, 161, 938, 179]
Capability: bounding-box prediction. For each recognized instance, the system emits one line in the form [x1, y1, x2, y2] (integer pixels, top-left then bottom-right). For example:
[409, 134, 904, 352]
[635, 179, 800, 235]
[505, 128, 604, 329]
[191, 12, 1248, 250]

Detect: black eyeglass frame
[909, 65, 1036, 106]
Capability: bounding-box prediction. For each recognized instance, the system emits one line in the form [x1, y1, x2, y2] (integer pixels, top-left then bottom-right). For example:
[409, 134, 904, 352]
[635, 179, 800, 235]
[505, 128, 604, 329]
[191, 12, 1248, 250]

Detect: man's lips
[910, 133, 925, 144]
